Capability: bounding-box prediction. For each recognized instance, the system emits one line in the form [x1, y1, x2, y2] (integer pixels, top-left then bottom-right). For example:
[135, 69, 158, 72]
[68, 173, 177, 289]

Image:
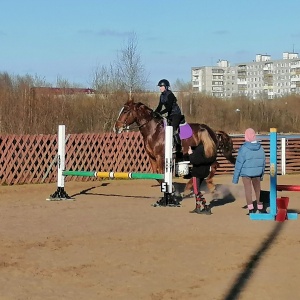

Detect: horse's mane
[135, 101, 152, 112]
[129, 101, 163, 121]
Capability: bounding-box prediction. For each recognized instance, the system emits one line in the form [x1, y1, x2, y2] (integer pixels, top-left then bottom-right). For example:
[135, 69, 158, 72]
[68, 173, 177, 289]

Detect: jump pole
[47, 125, 173, 201]
[250, 128, 298, 221]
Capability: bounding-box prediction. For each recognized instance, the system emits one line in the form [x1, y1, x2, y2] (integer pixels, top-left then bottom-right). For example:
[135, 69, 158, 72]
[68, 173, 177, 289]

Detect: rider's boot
[173, 132, 181, 153]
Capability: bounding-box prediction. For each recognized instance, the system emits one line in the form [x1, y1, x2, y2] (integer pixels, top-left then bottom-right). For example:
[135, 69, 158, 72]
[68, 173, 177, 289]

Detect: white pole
[281, 138, 286, 175]
[47, 124, 72, 200]
[164, 126, 173, 193]
[57, 125, 65, 188]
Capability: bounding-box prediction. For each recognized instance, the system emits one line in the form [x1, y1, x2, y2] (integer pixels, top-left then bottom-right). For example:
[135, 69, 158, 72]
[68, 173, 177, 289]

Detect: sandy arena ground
[0, 174, 300, 300]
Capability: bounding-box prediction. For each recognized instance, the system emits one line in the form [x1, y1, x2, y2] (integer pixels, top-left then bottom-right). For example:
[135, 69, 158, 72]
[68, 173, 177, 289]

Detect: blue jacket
[232, 141, 266, 184]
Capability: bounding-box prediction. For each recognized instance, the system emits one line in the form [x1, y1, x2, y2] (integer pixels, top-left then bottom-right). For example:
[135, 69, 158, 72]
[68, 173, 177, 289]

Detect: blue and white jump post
[250, 128, 298, 221]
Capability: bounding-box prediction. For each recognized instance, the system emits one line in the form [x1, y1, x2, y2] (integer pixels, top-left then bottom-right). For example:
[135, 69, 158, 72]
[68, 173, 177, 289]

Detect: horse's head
[113, 99, 137, 133]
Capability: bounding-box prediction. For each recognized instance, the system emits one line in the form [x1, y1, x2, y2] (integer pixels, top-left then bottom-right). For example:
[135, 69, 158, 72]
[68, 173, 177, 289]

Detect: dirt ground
[0, 174, 300, 300]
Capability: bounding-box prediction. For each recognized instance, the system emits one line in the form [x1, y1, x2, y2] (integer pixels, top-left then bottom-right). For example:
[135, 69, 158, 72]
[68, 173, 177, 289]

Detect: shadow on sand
[222, 222, 284, 300]
[70, 182, 157, 200]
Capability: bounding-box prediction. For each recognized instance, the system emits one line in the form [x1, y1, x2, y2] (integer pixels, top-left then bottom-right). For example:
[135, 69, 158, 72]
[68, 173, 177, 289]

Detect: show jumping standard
[48, 125, 175, 205]
[250, 128, 298, 221]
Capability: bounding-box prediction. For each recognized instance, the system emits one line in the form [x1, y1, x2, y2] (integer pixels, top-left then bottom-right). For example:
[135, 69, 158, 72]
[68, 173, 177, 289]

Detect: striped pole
[250, 128, 279, 220]
[164, 126, 173, 194]
[57, 125, 65, 189]
[269, 127, 277, 216]
[62, 170, 164, 180]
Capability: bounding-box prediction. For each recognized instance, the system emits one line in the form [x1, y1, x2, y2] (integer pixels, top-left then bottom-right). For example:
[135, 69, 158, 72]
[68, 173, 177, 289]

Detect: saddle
[178, 116, 193, 140]
[165, 115, 193, 140]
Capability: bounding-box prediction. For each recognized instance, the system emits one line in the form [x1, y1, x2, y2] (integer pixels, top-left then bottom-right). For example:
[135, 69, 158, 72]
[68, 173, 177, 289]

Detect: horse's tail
[216, 131, 236, 164]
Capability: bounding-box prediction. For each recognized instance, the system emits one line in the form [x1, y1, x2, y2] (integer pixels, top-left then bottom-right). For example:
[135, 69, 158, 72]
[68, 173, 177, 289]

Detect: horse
[113, 98, 236, 197]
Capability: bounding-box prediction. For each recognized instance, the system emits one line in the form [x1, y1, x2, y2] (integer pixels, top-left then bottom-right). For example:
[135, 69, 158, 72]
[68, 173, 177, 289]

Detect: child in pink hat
[245, 128, 257, 142]
[233, 128, 266, 214]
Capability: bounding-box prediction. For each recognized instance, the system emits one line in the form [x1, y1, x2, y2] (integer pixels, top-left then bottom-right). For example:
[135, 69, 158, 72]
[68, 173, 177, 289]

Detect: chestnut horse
[114, 99, 236, 195]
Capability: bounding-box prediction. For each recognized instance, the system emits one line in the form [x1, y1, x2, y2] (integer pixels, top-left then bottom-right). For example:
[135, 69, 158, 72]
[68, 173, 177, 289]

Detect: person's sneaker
[259, 208, 267, 213]
[247, 209, 255, 215]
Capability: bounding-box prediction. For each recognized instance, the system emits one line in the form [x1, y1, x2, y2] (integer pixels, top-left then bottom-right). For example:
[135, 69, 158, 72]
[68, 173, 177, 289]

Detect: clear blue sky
[1, 0, 300, 90]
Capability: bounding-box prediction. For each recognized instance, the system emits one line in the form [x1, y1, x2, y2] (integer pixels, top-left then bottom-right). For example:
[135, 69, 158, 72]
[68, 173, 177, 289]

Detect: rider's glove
[153, 111, 162, 119]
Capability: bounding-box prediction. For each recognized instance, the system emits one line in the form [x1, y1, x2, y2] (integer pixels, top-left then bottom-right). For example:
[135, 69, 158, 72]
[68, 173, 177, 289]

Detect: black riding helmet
[157, 79, 170, 88]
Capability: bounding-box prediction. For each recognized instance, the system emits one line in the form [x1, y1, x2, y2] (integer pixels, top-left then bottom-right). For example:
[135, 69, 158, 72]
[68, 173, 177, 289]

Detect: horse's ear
[128, 94, 134, 103]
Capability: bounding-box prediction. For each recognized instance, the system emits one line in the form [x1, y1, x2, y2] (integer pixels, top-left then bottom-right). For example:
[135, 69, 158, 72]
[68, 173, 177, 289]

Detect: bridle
[115, 106, 131, 130]
[116, 105, 154, 131]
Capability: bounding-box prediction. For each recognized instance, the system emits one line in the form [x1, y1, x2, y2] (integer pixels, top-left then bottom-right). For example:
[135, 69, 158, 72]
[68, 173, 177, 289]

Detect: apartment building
[192, 52, 300, 99]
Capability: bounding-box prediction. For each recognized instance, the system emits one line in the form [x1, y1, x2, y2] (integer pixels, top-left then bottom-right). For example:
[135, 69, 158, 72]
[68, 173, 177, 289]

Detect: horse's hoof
[152, 198, 166, 207]
[199, 206, 212, 215]
[189, 207, 202, 214]
[174, 194, 183, 202]
[167, 198, 182, 207]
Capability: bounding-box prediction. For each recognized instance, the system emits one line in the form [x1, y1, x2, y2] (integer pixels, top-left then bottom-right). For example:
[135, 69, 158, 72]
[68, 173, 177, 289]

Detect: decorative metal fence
[1, 132, 300, 185]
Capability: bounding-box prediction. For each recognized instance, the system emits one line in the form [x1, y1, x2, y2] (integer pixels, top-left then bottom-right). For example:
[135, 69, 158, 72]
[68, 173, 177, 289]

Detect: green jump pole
[130, 172, 164, 180]
[63, 170, 96, 177]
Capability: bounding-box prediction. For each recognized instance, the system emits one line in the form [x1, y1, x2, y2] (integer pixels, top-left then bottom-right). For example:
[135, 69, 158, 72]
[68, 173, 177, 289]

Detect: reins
[128, 119, 151, 130]
[121, 107, 162, 131]
[130, 115, 164, 130]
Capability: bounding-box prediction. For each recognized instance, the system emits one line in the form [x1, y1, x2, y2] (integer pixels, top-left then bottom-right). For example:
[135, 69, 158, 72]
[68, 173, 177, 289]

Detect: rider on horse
[154, 79, 182, 152]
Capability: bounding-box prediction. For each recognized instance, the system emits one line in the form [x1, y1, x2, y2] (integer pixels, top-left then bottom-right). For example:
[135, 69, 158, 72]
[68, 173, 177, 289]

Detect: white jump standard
[48, 125, 176, 205]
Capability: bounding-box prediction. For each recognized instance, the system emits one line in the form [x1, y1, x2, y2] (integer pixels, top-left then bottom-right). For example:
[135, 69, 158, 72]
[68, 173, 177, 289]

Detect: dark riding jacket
[189, 144, 217, 179]
[155, 90, 181, 118]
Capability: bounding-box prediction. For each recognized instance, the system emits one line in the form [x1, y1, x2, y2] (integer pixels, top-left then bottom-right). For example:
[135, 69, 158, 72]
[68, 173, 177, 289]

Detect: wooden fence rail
[1, 132, 299, 185]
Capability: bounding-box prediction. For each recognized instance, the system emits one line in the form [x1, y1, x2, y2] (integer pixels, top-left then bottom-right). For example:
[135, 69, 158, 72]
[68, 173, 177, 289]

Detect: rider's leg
[170, 114, 182, 151]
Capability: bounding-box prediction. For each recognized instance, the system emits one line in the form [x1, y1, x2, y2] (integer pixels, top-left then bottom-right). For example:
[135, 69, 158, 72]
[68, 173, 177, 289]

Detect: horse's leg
[148, 156, 162, 186]
[183, 178, 194, 197]
[149, 156, 158, 173]
[156, 155, 164, 175]
[205, 161, 219, 194]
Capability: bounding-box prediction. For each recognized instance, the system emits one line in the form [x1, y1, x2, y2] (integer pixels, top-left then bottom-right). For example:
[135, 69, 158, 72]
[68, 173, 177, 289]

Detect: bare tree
[92, 65, 112, 96]
[116, 32, 148, 93]
[173, 79, 192, 92]
[92, 63, 126, 95]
